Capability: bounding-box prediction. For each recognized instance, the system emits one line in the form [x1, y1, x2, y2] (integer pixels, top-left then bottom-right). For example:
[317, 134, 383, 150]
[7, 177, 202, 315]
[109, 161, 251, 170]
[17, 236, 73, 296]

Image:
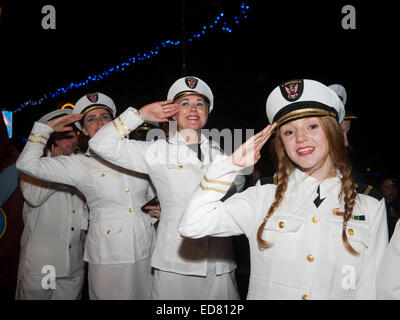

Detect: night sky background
[0, 0, 397, 186]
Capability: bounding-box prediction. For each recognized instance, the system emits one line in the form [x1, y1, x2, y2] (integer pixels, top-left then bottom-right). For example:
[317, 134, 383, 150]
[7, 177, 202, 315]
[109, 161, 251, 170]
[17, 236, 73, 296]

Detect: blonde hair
[257, 116, 359, 256]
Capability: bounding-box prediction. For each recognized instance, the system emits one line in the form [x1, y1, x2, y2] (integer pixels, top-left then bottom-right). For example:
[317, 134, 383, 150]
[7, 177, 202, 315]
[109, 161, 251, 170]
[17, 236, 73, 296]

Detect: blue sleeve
[0, 164, 20, 207]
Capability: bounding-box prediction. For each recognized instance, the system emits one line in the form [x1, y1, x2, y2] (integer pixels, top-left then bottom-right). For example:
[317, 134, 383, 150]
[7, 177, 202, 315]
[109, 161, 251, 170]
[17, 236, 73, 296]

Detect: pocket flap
[264, 215, 304, 233]
[330, 219, 369, 246]
[98, 216, 127, 235]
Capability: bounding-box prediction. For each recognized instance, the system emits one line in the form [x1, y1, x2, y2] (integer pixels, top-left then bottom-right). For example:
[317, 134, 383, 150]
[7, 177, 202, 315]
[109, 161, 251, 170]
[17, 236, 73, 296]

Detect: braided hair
[257, 116, 359, 256]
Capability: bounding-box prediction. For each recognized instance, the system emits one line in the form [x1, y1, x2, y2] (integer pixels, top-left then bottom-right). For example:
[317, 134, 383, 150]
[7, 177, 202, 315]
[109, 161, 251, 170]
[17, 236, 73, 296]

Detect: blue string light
[7, 1, 250, 113]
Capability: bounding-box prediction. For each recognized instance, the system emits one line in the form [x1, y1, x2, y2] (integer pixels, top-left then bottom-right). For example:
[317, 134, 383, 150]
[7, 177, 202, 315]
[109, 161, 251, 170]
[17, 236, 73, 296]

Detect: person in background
[329, 83, 383, 216]
[380, 177, 400, 240]
[16, 93, 158, 299]
[328, 84, 357, 150]
[16, 109, 88, 300]
[0, 115, 24, 300]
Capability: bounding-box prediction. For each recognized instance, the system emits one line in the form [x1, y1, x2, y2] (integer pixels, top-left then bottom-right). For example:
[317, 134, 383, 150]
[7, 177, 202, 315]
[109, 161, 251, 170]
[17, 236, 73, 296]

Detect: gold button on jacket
[307, 254, 314, 262]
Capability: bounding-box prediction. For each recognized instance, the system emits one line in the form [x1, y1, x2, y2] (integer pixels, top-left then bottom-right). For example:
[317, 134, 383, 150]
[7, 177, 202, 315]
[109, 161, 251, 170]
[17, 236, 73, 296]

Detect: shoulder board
[260, 175, 278, 186]
[354, 182, 384, 201]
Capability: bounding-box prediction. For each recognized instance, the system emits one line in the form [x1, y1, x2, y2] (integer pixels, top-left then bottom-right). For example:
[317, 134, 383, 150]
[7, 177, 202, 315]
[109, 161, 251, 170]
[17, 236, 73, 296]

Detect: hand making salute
[89, 76, 244, 300]
[16, 93, 158, 300]
[178, 79, 388, 300]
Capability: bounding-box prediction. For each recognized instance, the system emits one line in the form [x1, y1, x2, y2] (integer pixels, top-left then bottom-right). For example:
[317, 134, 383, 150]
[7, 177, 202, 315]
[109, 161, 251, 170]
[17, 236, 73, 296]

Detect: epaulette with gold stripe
[354, 182, 383, 201]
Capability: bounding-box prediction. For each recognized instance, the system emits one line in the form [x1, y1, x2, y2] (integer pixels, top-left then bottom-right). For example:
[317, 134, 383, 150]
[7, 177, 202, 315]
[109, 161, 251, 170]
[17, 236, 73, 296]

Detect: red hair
[257, 116, 359, 256]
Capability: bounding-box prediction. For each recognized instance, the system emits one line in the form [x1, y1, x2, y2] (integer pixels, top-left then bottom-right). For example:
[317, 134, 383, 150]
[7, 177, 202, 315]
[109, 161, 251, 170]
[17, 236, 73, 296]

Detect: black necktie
[313, 185, 326, 208]
[188, 143, 203, 162]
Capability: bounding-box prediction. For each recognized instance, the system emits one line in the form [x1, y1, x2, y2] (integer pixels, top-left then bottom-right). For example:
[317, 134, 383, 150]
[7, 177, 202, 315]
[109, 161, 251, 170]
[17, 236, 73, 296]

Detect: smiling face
[172, 94, 209, 132]
[279, 116, 335, 180]
[82, 108, 113, 138]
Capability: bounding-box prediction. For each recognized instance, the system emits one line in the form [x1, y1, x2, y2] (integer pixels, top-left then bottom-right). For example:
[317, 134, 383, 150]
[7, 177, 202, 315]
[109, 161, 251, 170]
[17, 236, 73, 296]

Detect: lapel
[280, 169, 342, 216]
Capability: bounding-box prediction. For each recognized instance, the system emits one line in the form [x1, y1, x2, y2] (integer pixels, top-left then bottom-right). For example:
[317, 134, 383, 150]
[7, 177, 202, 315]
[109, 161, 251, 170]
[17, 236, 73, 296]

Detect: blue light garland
[7, 2, 250, 113]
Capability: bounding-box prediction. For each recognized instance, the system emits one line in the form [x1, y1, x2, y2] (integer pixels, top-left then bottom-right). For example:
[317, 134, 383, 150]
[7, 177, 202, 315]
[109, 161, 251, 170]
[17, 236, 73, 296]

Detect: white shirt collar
[168, 130, 208, 145]
[291, 168, 342, 198]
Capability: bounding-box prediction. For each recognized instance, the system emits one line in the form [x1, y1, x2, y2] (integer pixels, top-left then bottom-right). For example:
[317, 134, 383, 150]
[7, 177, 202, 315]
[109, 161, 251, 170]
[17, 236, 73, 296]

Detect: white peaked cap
[167, 76, 214, 113]
[266, 79, 345, 126]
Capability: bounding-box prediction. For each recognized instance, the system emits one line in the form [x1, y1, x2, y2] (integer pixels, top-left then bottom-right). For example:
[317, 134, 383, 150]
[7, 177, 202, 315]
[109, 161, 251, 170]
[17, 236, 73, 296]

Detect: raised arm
[89, 101, 179, 174]
[16, 116, 85, 187]
[178, 124, 276, 238]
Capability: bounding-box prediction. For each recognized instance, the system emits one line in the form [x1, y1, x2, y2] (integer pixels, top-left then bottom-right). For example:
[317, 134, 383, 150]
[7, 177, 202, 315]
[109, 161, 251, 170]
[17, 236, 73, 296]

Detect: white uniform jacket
[19, 171, 87, 278]
[376, 219, 400, 299]
[89, 107, 244, 277]
[178, 156, 388, 299]
[16, 122, 156, 265]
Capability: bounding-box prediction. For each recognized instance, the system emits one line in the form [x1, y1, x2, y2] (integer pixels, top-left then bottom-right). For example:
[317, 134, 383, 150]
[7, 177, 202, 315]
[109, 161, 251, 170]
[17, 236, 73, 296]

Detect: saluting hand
[138, 100, 180, 122]
[225, 123, 277, 168]
[46, 114, 83, 132]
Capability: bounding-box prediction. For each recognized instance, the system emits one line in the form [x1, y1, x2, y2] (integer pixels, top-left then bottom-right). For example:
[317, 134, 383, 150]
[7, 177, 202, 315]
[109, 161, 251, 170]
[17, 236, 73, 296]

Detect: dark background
[0, 0, 397, 185]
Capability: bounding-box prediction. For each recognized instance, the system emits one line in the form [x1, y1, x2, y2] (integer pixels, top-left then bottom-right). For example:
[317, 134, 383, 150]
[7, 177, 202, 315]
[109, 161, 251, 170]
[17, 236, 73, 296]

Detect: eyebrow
[179, 97, 205, 102]
[87, 112, 110, 117]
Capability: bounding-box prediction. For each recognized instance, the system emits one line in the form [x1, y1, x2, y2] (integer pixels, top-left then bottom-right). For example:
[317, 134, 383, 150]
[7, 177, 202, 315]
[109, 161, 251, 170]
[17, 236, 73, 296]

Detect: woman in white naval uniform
[17, 109, 88, 300]
[178, 79, 388, 300]
[89, 76, 244, 300]
[16, 93, 158, 300]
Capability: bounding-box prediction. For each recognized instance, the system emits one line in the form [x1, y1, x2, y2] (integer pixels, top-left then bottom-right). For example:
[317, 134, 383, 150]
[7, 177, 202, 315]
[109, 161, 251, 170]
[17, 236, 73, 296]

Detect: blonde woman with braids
[178, 79, 388, 299]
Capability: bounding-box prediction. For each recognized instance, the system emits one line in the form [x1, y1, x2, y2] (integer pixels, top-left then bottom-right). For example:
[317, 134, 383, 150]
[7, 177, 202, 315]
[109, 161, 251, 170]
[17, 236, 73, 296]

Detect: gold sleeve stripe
[203, 176, 232, 186]
[200, 182, 227, 194]
[29, 133, 48, 141]
[28, 139, 46, 146]
[117, 116, 133, 132]
[112, 120, 126, 137]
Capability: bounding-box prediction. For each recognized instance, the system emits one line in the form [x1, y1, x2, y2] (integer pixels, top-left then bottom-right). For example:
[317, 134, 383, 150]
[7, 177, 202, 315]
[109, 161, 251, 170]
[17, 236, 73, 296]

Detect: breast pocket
[261, 215, 304, 261]
[166, 164, 201, 194]
[97, 214, 132, 261]
[90, 169, 122, 199]
[328, 219, 369, 268]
